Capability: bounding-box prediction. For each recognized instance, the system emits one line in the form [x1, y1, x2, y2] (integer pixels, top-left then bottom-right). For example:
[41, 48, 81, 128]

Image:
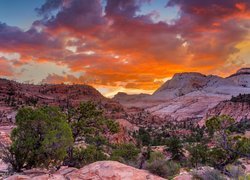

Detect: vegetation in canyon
[0, 93, 250, 179]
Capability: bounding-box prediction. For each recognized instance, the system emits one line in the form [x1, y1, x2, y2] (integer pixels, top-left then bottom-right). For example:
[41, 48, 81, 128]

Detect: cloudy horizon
[0, 0, 250, 96]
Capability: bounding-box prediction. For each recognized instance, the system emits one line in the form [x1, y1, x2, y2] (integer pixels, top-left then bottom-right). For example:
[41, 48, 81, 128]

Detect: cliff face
[0, 78, 107, 107]
[0, 78, 124, 124]
[203, 101, 250, 122]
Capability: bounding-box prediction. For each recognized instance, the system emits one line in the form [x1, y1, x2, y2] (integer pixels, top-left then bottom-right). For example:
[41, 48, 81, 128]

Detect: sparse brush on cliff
[231, 94, 250, 104]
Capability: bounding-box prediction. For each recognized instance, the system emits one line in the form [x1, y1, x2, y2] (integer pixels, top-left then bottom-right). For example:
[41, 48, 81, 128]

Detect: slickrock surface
[5, 161, 165, 180]
[65, 161, 165, 180]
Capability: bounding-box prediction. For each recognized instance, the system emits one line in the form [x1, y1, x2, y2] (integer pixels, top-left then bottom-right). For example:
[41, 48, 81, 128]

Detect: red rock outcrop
[202, 101, 250, 122]
[0, 78, 125, 124]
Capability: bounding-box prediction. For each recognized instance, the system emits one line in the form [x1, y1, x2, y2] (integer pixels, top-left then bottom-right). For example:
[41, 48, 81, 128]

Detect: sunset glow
[0, 0, 250, 96]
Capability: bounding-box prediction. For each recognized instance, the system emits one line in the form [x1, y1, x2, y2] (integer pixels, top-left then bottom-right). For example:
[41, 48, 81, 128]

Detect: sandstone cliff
[203, 101, 250, 122]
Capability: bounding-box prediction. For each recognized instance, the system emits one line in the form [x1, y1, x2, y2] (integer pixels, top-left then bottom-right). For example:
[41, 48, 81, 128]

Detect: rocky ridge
[203, 101, 250, 122]
[0, 78, 129, 123]
[114, 68, 250, 122]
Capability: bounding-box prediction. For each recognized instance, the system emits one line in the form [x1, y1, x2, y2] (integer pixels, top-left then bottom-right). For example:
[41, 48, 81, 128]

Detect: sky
[0, 0, 249, 97]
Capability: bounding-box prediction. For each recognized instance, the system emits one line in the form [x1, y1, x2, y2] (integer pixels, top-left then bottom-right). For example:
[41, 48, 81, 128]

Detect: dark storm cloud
[0, 22, 62, 50]
[41, 0, 106, 32]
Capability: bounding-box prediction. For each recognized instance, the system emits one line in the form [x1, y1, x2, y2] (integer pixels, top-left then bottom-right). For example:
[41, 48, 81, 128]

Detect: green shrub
[192, 169, 226, 180]
[4, 107, 73, 172]
[147, 151, 165, 164]
[136, 128, 151, 146]
[165, 136, 184, 160]
[188, 143, 208, 167]
[225, 165, 245, 179]
[68, 101, 119, 141]
[106, 119, 120, 134]
[207, 147, 228, 167]
[65, 145, 107, 168]
[110, 143, 140, 163]
[146, 160, 180, 178]
[85, 135, 108, 148]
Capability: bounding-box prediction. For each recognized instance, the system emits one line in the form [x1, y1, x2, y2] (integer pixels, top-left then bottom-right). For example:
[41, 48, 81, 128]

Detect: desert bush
[192, 169, 226, 180]
[228, 119, 250, 133]
[188, 143, 208, 167]
[207, 147, 228, 168]
[67, 101, 119, 141]
[146, 160, 180, 178]
[225, 164, 245, 179]
[147, 151, 165, 163]
[110, 143, 140, 163]
[136, 128, 151, 146]
[85, 135, 108, 148]
[64, 146, 107, 168]
[165, 136, 184, 160]
[3, 107, 73, 172]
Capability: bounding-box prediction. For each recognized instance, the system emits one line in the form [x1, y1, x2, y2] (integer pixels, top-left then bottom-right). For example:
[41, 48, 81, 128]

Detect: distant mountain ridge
[113, 68, 250, 122]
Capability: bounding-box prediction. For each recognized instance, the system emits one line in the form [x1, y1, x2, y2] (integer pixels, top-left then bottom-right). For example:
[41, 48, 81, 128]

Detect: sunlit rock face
[65, 161, 165, 180]
[153, 72, 208, 99]
[114, 68, 250, 123]
[5, 161, 165, 180]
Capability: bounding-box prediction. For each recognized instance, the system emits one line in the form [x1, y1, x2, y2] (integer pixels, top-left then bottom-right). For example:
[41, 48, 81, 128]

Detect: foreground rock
[66, 161, 164, 180]
[5, 161, 165, 180]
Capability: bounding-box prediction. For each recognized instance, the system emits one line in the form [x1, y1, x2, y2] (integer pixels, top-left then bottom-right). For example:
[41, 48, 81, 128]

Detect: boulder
[5, 161, 165, 180]
[66, 161, 165, 180]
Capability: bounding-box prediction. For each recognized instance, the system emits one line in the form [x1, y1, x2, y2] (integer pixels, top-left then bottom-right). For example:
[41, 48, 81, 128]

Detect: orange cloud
[0, 59, 14, 76]
[0, 0, 250, 95]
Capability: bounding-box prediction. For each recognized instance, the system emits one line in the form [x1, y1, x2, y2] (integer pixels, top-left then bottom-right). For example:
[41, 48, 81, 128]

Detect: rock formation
[203, 101, 250, 122]
[5, 161, 165, 180]
[0, 78, 125, 124]
[114, 68, 250, 123]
